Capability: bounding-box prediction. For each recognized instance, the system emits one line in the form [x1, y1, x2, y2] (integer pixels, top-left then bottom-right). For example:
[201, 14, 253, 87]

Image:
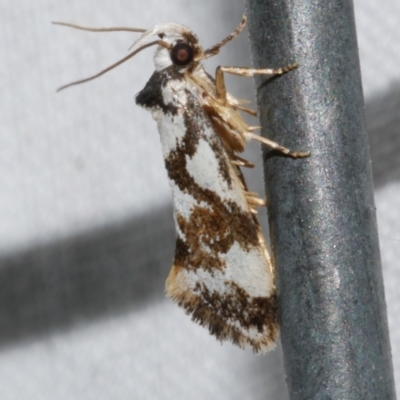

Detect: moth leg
[235, 104, 257, 116]
[214, 63, 309, 158]
[246, 192, 267, 208]
[231, 154, 255, 168]
[248, 132, 310, 158]
[219, 63, 298, 78]
[215, 63, 298, 105]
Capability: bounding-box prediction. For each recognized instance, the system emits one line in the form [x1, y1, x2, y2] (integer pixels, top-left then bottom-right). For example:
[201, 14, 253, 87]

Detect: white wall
[0, 0, 399, 398]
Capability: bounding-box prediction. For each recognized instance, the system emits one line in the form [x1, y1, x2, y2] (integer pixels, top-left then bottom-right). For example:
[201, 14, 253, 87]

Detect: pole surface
[246, 0, 396, 399]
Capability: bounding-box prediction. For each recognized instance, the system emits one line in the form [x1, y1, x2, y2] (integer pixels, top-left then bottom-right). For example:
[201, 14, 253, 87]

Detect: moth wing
[158, 77, 278, 353]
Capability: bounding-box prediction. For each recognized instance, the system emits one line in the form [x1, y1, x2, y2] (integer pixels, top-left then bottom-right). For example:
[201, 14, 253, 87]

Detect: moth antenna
[52, 21, 147, 33]
[56, 40, 164, 92]
[204, 14, 247, 59]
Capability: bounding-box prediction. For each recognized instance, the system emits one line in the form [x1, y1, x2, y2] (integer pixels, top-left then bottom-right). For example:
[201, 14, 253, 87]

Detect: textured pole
[246, 0, 396, 399]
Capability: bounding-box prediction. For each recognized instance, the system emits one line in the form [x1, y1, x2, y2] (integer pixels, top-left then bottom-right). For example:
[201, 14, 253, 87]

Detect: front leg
[214, 63, 310, 159]
[215, 63, 298, 102]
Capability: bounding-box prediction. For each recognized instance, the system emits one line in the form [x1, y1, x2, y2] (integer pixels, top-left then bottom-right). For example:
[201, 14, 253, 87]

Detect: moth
[55, 15, 309, 353]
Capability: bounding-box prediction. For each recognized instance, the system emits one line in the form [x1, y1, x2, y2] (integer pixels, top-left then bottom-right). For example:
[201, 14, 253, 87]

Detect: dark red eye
[170, 42, 194, 66]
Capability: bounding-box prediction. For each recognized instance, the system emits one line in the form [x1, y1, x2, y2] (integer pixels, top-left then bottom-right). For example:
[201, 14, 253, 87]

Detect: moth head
[130, 22, 204, 72]
[54, 15, 246, 91]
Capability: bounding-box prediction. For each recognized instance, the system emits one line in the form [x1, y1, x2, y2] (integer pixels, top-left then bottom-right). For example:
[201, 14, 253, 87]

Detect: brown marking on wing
[161, 80, 277, 352]
[208, 135, 233, 188]
[193, 281, 278, 336]
[179, 90, 233, 188]
[165, 91, 266, 272]
[166, 147, 258, 265]
[175, 213, 227, 273]
[136, 67, 184, 115]
[175, 199, 258, 274]
[165, 272, 278, 352]
[173, 236, 190, 267]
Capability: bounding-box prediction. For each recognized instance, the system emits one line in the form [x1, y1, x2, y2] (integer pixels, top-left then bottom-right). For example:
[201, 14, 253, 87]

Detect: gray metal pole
[245, 0, 396, 399]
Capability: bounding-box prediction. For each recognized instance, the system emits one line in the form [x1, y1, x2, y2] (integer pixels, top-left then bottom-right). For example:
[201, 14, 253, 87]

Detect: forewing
[136, 66, 277, 353]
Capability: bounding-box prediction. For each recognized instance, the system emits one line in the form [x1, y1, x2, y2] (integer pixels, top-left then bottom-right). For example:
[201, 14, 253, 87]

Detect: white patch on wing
[161, 79, 190, 107]
[221, 241, 274, 297]
[185, 137, 244, 206]
[185, 268, 226, 293]
[155, 112, 187, 156]
[152, 80, 204, 156]
[183, 241, 272, 299]
[168, 179, 210, 221]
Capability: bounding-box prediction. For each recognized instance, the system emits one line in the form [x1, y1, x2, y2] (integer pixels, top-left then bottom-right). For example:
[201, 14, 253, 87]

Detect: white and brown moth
[55, 15, 309, 353]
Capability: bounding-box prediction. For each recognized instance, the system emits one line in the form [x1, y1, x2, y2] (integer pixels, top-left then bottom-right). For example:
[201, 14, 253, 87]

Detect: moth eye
[170, 42, 194, 66]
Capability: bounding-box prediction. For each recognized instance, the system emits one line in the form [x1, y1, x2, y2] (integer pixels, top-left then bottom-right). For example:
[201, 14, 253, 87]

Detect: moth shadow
[262, 148, 300, 160]
[258, 73, 289, 92]
[0, 205, 175, 347]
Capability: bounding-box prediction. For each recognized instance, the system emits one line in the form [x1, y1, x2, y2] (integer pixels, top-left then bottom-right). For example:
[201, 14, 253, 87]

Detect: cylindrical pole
[246, 0, 396, 398]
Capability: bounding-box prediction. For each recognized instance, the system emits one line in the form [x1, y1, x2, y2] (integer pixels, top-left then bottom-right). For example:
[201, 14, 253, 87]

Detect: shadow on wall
[367, 83, 400, 189]
[0, 0, 399, 361]
[0, 205, 175, 347]
[0, 86, 399, 350]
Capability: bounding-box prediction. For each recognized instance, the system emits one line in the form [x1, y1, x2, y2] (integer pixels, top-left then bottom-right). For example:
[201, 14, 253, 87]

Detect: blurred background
[1, 0, 399, 398]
